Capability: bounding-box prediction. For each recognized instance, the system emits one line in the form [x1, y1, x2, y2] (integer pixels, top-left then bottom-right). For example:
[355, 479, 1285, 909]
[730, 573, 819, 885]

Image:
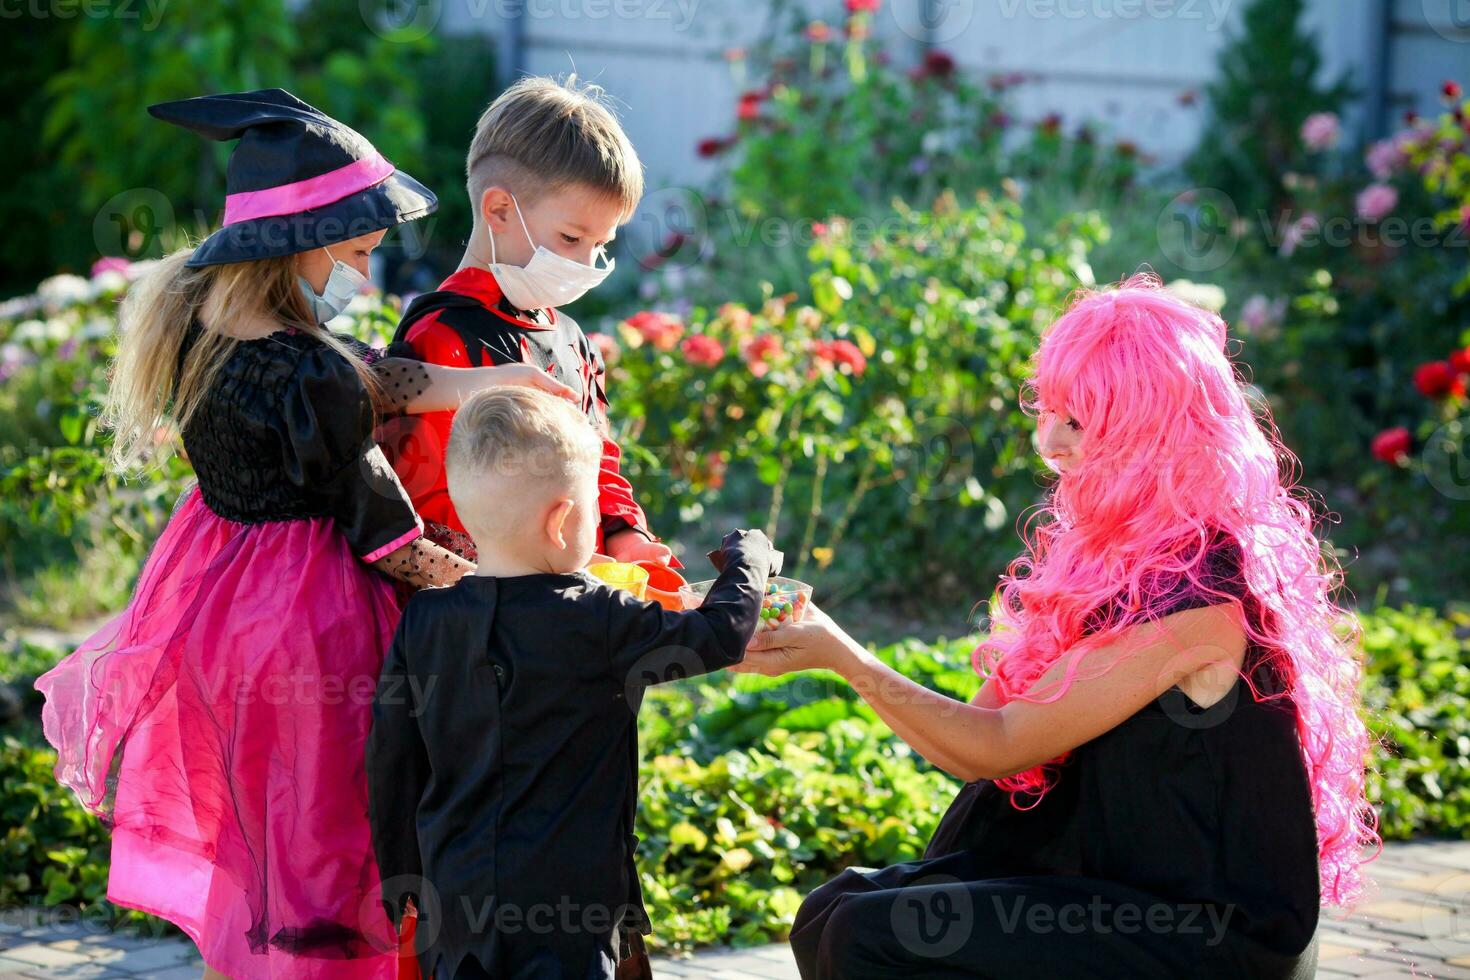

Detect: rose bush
[606, 189, 1104, 598]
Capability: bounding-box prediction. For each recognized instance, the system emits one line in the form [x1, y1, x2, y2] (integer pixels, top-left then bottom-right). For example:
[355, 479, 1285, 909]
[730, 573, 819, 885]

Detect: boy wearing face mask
[382, 75, 674, 568]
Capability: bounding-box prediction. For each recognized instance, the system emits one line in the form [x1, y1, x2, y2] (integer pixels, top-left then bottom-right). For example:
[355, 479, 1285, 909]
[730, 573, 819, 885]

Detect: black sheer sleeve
[324, 330, 432, 418]
[1142, 531, 1249, 619]
[281, 345, 424, 562]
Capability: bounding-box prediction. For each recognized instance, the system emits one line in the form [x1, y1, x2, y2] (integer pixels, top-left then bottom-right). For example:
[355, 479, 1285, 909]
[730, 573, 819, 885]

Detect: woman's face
[296, 229, 386, 292]
[1037, 408, 1085, 474]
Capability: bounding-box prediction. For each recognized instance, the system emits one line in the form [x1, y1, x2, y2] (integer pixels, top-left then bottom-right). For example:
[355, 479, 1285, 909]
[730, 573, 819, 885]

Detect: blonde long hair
[104, 245, 385, 471]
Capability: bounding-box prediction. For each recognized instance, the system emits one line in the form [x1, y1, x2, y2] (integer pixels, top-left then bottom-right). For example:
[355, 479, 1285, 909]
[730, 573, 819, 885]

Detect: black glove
[707, 528, 784, 578]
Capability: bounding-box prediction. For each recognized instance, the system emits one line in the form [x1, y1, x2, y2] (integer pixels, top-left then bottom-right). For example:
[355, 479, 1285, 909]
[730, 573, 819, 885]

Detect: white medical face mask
[488, 194, 614, 311]
[299, 245, 367, 324]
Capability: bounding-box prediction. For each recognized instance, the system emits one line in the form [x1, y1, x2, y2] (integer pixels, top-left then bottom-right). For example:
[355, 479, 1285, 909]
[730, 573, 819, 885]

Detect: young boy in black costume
[367, 387, 780, 980]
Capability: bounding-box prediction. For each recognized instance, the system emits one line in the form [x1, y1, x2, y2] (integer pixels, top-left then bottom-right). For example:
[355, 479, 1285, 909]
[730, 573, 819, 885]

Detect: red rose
[737, 92, 762, 122]
[1413, 360, 1457, 398]
[1371, 427, 1412, 464]
[920, 49, 957, 79]
[697, 136, 730, 158]
[742, 334, 783, 377]
[1449, 347, 1470, 374]
[625, 311, 685, 351]
[1444, 80, 1464, 100]
[813, 339, 867, 377]
[680, 334, 725, 368]
[845, 0, 879, 11]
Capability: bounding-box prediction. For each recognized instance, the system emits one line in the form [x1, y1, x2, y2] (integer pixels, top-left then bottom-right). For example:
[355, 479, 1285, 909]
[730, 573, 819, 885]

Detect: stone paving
[0, 840, 1467, 978]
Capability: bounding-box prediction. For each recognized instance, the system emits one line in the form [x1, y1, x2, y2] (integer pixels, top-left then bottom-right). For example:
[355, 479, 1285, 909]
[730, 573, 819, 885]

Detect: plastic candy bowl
[678, 576, 813, 631]
[587, 561, 650, 600]
[636, 560, 688, 611]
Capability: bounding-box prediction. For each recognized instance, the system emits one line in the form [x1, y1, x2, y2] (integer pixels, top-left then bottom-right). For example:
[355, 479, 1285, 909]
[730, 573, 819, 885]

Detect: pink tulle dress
[35, 322, 424, 979]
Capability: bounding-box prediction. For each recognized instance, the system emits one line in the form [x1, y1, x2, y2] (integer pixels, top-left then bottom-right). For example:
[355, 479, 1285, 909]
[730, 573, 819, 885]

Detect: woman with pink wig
[733, 274, 1378, 978]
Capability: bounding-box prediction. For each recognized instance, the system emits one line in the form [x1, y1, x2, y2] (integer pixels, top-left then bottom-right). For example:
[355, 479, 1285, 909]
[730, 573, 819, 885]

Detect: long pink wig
[974, 272, 1379, 908]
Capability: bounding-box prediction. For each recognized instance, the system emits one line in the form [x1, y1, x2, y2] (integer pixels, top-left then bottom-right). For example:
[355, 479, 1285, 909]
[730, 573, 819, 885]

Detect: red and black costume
[380, 266, 668, 564]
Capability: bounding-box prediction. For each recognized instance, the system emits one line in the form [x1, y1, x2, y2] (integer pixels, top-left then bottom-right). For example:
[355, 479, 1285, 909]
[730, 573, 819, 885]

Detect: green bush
[1360, 605, 1470, 839]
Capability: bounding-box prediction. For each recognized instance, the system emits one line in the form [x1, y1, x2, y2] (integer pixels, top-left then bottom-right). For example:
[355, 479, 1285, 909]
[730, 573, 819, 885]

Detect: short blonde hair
[466, 74, 644, 221]
[446, 387, 602, 526]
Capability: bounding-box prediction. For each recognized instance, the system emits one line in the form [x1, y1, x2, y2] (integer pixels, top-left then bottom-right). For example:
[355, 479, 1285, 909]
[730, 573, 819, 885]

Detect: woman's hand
[729, 603, 857, 677]
[479, 363, 577, 403]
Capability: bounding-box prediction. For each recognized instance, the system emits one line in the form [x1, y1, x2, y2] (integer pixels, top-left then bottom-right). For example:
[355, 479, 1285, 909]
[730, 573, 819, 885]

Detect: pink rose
[1300, 112, 1340, 151]
[90, 256, 132, 279]
[1365, 139, 1406, 180]
[1356, 183, 1398, 223]
[1239, 295, 1285, 334]
[1279, 213, 1320, 258]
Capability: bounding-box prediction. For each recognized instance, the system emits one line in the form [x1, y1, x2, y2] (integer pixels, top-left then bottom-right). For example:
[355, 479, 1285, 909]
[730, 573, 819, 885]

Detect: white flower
[345, 293, 376, 317]
[93, 269, 128, 293]
[81, 317, 114, 340]
[1165, 279, 1227, 313]
[12, 319, 48, 343]
[37, 274, 93, 312]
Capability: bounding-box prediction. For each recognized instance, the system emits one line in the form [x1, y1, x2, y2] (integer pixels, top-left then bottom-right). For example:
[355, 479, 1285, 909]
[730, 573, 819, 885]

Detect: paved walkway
[1, 840, 1467, 978]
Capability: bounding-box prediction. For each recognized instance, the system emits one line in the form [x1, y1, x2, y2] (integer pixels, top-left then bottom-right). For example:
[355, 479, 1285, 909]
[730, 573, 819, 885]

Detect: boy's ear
[480, 186, 514, 231]
[544, 497, 575, 550]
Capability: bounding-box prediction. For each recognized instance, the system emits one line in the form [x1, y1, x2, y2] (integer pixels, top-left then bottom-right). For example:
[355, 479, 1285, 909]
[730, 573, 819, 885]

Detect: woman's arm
[372, 358, 576, 414]
[732, 603, 1245, 783]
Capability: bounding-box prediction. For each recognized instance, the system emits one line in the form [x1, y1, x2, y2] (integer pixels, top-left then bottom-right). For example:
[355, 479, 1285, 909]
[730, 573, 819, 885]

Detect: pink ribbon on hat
[222, 151, 396, 225]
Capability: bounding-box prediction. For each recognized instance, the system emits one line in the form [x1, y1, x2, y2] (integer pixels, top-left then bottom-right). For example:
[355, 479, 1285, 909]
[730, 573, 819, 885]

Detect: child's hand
[605, 528, 674, 565]
[481, 363, 577, 403]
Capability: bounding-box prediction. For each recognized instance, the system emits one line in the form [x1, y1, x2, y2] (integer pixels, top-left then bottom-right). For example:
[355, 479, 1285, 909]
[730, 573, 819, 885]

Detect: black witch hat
[148, 88, 437, 267]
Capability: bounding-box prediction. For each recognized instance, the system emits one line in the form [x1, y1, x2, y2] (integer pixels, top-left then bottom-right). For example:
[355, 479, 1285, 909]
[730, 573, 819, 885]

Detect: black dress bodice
[924, 531, 1322, 961]
[176, 321, 421, 561]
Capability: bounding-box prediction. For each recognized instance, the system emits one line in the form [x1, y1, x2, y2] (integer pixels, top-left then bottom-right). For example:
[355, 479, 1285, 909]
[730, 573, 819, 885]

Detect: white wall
[430, 0, 1466, 192]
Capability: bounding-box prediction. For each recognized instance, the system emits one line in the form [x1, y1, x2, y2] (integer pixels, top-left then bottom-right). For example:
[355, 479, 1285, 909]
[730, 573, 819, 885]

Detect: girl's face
[1037, 408, 1085, 474]
[296, 229, 386, 293]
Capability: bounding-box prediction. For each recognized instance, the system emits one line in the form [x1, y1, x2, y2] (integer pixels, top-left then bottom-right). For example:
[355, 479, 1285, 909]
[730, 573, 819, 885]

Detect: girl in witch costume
[734, 276, 1378, 979]
[34, 89, 575, 980]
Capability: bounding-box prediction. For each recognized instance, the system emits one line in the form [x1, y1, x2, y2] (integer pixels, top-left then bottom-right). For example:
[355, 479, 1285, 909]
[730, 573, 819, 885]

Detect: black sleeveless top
[176, 321, 422, 561]
[924, 531, 1321, 958]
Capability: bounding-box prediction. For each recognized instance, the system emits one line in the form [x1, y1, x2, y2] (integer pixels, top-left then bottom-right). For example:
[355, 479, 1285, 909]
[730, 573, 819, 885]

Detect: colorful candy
[755, 581, 810, 632]
[679, 576, 813, 631]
